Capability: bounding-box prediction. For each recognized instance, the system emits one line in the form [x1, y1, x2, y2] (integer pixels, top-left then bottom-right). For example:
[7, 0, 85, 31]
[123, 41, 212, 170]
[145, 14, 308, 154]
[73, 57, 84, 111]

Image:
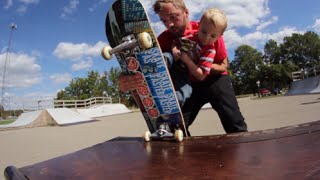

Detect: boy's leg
[209, 75, 248, 133]
[177, 83, 192, 107]
[182, 83, 209, 136]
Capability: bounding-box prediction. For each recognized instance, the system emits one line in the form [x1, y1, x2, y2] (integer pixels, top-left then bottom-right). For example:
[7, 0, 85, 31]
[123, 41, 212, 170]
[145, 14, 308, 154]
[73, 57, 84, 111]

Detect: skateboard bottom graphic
[104, 45, 187, 142]
[4, 120, 320, 180]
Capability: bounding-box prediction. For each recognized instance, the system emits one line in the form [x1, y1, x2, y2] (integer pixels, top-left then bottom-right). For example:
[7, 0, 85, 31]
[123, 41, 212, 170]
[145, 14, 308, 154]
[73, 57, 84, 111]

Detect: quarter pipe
[286, 75, 320, 95]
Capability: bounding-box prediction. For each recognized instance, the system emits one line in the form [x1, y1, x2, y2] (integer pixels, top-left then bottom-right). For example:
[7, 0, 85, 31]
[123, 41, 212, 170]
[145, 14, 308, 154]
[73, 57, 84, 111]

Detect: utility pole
[1, 23, 17, 119]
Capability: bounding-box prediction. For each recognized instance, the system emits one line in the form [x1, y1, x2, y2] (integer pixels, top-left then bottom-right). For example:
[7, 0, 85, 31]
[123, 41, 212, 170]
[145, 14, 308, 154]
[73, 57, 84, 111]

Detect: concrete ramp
[0, 110, 56, 130]
[76, 104, 131, 118]
[46, 108, 94, 125]
[286, 75, 320, 95]
[1, 104, 131, 130]
[1, 108, 95, 130]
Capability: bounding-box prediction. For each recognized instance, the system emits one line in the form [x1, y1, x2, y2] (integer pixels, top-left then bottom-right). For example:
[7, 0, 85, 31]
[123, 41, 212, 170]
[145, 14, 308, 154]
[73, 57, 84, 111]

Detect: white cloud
[53, 41, 107, 61]
[16, 5, 27, 14]
[270, 27, 304, 43]
[185, 0, 270, 29]
[61, 0, 79, 19]
[72, 59, 93, 71]
[88, 0, 108, 12]
[312, 19, 320, 33]
[0, 52, 42, 89]
[53, 41, 105, 73]
[4, 0, 13, 9]
[15, 0, 39, 14]
[224, 27, 304, 50]
[256, 16, 278, 31]
[19, 0, 39, 5]
[49, 73, 72, 84]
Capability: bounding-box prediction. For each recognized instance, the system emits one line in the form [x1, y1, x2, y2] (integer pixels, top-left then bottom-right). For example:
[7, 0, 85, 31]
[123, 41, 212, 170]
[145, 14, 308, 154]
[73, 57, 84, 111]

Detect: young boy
[166, 8, 228, 105]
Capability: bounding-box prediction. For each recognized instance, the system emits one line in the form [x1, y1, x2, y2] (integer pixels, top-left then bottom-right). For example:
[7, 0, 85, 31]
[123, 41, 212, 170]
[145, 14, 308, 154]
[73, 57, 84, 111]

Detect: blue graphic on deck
[121, 0, 146, 21]
[137, 48, 180, 115]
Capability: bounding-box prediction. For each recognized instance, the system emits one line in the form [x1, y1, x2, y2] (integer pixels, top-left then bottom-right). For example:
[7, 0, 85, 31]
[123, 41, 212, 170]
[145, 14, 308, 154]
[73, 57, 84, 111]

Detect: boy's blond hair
[153, 0, 186, 13]
[201, 8, 227, 34]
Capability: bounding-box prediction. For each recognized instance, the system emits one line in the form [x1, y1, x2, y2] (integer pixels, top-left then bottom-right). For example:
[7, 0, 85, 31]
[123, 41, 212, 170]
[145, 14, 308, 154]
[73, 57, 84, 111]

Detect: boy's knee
[181, 85, 192, 99]
[176, 91, 184, 106]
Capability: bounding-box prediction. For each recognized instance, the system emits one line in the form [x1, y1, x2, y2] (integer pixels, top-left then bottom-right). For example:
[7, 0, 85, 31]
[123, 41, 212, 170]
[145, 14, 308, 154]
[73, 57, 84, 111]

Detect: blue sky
[1, 0, 320, 110]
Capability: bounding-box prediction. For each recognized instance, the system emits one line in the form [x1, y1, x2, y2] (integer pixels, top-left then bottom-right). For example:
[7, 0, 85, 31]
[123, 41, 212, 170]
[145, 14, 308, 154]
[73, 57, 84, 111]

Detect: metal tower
[1, 23, 17, 113]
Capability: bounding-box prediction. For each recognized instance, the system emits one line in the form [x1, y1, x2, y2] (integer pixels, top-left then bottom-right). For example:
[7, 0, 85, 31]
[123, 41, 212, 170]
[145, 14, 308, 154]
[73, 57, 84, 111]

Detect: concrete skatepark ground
[1, 94, 320, 179]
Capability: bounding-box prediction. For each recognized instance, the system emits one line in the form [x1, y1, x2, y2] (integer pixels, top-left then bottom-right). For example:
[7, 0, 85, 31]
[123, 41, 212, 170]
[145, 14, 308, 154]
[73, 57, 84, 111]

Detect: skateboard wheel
[144, 131, 151, 142]
[138, 32, 153, 49]
[101, 46, 113, 60]
[174, 129, 184, 142]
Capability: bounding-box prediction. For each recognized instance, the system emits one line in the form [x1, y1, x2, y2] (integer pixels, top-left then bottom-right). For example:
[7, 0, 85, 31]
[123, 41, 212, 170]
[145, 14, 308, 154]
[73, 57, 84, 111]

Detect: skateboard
[101, 0, 188, 141]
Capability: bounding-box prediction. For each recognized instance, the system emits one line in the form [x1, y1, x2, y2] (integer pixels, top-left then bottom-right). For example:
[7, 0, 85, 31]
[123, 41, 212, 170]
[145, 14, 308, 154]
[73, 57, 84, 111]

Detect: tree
[263, 39, 281, 64]
[262, 40, 295, 89]
[55, 67, 138, 108]
[0, 104, 4, 119]
[280, 31, 320, 70]
[259, 64, 291, 90]
[106, 67, 120, 95]
[303, 31, 320, 67]
[230, 45, 263, 94]
[56, 69, 121, 100]
[229, 31, 320, 95]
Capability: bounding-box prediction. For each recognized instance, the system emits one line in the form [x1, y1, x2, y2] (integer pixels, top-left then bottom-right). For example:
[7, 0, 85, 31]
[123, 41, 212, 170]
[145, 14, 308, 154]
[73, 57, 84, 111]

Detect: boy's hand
[172, 48, 181, 61]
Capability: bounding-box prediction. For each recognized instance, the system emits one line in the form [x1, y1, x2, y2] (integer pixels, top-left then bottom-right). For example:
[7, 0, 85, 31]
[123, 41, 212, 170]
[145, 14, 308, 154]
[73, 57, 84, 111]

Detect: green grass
[0, 119, 15, 125]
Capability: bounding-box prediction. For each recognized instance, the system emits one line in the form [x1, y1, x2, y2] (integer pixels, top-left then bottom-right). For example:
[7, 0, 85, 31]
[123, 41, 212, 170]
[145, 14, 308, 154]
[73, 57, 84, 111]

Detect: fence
[291, 65, 320, 81]
[53, 97, 112, 108]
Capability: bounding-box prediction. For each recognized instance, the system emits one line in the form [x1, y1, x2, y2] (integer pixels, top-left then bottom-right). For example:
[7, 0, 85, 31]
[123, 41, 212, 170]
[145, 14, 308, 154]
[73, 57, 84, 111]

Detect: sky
[0, 0, 320, 110]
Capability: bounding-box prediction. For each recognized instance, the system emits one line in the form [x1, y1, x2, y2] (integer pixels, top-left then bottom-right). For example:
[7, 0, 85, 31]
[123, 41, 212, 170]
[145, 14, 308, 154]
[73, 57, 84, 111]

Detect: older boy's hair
[153, 0, 186, 14]
[201, 8, 228, 34]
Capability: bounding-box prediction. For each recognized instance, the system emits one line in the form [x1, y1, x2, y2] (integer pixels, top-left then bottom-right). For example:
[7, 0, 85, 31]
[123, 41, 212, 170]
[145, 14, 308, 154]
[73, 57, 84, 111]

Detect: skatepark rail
[53, 97, 112, 108]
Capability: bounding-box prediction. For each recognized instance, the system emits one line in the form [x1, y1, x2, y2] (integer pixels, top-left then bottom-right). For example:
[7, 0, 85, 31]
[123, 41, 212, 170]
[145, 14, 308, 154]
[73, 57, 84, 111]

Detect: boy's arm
[212, 36, 228, 74]
[180, 52, 208, 81]
[211, 58, 228, 75]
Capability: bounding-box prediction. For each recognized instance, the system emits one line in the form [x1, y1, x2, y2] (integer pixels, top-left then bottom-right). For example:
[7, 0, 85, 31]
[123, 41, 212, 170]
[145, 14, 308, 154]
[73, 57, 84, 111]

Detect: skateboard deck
[101, 0, 187, 141]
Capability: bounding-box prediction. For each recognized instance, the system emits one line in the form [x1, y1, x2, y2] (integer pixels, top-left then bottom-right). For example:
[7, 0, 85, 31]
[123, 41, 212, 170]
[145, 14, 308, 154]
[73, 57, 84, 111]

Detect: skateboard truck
[101, 32, 153, 60]
[144, 123, 184, 142]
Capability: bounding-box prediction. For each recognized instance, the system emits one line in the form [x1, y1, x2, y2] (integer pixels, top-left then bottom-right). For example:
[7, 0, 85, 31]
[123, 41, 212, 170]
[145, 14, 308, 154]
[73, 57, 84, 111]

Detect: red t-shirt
[186, 34, 216, 75]
[157, 21, 228, 76]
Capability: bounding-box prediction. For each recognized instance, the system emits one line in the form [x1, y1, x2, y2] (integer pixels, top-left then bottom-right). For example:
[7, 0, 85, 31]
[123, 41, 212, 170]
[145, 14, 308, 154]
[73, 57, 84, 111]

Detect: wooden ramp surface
[5, 120, 320, 180]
